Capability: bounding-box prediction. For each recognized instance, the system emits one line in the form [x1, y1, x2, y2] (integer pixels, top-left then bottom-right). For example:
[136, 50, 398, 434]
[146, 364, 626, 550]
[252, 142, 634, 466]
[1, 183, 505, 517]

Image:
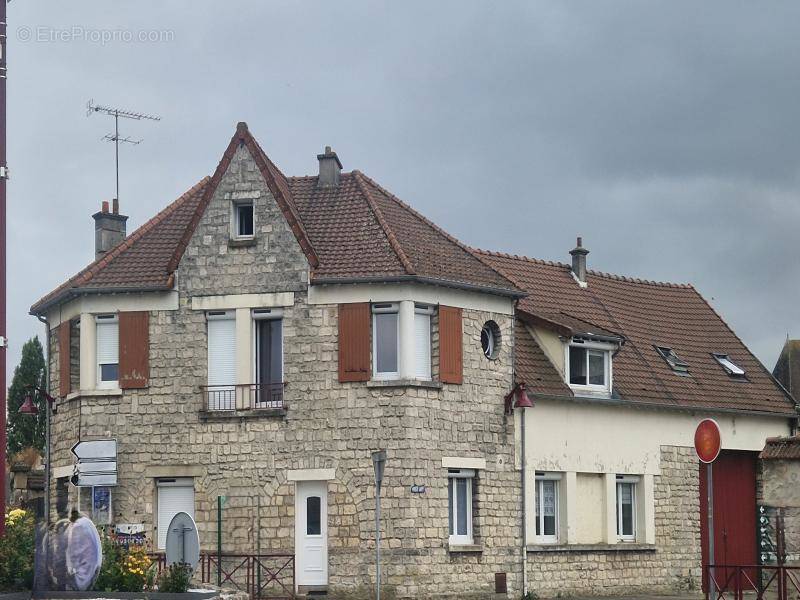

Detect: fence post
[217, 495, 223, 586]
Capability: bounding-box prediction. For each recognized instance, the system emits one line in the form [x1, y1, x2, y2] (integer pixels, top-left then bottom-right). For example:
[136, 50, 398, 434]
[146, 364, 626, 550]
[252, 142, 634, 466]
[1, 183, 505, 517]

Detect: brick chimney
[317, 146, 342, 187]
[92, 199, 128, 259]
[569, 237, 589, 285]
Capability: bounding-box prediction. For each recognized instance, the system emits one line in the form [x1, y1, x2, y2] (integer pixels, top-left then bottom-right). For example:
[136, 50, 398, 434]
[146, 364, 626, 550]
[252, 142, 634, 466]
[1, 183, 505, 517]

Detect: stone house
[30, 123, 797, 598]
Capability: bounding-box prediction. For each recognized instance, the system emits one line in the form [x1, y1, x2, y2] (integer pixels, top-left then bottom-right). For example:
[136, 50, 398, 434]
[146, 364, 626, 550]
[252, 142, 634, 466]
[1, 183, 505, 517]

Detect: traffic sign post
[695, 419, 722, 596]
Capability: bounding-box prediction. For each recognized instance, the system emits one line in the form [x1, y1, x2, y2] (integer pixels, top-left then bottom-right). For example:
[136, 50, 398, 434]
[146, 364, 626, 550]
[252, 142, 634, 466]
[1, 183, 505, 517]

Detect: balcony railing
[201, 383, 286, 412]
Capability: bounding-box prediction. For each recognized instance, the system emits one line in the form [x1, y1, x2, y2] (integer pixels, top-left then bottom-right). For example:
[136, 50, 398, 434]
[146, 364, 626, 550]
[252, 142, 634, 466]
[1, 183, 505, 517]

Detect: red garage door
[700, 450, 758, 592]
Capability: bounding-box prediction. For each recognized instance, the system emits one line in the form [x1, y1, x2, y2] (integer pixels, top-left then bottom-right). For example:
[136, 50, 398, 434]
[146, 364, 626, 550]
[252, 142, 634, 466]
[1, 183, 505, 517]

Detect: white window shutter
[157, 481, 195, 549]
[207, 315, 236, 387]
[414, 312, 431, 380]
[96, 321, 119, 365]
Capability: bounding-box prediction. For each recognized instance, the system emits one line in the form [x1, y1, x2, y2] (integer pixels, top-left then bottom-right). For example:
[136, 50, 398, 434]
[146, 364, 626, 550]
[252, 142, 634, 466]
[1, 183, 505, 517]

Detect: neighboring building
[759, 436, 800, 564]
[774, 339, 800, 399]
[30, 123, 798, 598]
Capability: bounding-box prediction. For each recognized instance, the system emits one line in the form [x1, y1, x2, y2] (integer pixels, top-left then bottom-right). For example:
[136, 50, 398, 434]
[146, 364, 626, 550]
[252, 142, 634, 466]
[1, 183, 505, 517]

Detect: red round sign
[694, 418, 722, 463]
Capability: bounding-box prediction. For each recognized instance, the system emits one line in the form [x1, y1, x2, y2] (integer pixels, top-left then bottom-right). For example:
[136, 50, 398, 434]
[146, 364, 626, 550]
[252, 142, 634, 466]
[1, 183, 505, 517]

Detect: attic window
[234, 202, 254, 238]
[712, 353, 746, 378]
[655, 346, 689, 375]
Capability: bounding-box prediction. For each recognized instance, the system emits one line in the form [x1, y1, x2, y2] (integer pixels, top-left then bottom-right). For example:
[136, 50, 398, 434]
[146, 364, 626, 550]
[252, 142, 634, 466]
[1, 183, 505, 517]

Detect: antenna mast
[87, 100, 160, 201]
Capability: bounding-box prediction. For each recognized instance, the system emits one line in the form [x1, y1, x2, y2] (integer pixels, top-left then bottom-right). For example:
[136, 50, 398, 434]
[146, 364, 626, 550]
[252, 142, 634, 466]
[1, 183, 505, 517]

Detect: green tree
[6, 337, 46, 457]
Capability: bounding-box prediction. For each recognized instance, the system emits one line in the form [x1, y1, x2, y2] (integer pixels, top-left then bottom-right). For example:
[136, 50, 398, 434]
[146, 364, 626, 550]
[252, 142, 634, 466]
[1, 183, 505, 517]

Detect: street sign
[77, 460, 117, 473]
[694, 419, 721, 463]
[72, 472, 118, 487]
[71, 439, 117, 461]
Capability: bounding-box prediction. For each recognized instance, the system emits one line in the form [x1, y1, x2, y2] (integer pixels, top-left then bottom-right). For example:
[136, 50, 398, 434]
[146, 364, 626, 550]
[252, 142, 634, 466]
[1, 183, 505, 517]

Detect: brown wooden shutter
[119, 311, 150, 389]
[338, 303, 370, 382]
[58, 321, 71, 397]
[439, 306, 463, 384]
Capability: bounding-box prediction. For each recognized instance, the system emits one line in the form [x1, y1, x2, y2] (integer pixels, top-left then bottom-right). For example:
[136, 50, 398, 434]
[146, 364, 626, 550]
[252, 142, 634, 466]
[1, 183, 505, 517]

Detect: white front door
[295, 480, 328, 587]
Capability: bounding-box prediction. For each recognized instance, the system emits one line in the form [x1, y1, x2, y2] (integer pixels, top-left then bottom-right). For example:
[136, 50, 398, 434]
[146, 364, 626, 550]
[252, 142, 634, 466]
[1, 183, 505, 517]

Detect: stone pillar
[564, 471, 578, 543]
[640, 474, 656, 544]
[235, 308, 251, 409]
[603, 473, 618, 544]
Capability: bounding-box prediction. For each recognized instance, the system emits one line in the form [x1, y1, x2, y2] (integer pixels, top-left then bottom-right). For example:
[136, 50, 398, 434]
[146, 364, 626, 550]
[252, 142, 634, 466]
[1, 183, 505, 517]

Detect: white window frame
[95, 314, 119, 389]
[414, 304, 433, 381]
[232, 200, 255, 239]
[372, 303, 400, 380]
[565, 338, 613, 396]
[616, 475, 638, 541]
[535, 472, 561, 544]
[448, 468, 474, 545]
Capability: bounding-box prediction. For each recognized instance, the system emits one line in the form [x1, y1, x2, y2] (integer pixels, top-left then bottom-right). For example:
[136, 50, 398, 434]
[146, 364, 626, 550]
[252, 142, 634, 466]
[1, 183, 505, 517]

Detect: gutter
[311, 275, 527, 299]
[30, 284, 174, 316]
[529, 391, 799, 420]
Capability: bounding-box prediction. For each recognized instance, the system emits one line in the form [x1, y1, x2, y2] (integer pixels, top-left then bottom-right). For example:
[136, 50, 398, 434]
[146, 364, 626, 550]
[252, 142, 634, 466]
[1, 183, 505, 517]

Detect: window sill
[199, 407, 286, 421]
[568, 385, 612, 399]
[228, 236, 257, 248]
[367, 379, 443, 390]
[65, 388, 123, 401]
[527, 542, 656, 553]
[448, 543, 482, 554]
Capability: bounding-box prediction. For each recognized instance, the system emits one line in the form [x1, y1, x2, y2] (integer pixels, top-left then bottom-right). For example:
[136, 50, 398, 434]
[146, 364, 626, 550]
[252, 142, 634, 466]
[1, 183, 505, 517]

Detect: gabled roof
[31, 123, 521, 314]
[479, 250, 797, 417]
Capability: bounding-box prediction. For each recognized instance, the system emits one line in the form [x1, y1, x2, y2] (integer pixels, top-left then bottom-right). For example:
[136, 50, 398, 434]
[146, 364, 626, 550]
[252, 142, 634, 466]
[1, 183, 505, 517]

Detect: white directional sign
[71, 439, 117, 461]
[71, 439, 118, 487]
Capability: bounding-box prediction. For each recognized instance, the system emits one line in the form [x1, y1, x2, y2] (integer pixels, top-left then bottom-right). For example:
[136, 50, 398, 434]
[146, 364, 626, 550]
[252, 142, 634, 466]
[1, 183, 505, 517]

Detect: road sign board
[694, 419, 722, 463]
[71, 439, 117, 461]
[77, 460, 117, 474]
[72, 472, 118, 487]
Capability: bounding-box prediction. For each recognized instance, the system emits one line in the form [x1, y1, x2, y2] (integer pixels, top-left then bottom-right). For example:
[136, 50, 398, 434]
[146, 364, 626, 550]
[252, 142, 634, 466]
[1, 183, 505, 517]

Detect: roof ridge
[355, 172, 521, 292]
[353, 171, 415, 275]
[30, 177, 210, 313]
[475, 247, 693, 288]
[474, 248, 571, 269]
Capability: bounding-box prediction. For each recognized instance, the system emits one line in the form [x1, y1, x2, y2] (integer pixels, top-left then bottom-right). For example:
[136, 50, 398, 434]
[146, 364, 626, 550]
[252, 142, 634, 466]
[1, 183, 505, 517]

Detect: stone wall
[526, 445, 702, 597]
[46, 144, 521, 598]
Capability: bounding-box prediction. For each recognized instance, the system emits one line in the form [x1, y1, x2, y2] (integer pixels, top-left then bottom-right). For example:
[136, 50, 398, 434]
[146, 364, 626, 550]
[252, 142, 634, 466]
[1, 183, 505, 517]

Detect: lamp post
[19, 386, 58, 524]
[371, 450, 387, 600]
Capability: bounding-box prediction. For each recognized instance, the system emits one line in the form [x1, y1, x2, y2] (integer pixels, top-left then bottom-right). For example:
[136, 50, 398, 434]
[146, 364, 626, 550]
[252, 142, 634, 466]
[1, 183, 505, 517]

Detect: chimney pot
[112, 198, 119, 215]
[569, 236, 589, 284]
[317, 146, 342, 187]
[93, 201, 128, 260]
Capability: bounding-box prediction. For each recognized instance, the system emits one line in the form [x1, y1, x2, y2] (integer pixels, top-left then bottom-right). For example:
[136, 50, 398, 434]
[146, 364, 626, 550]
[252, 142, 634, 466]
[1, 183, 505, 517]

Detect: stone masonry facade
[46, 144, 522, 598]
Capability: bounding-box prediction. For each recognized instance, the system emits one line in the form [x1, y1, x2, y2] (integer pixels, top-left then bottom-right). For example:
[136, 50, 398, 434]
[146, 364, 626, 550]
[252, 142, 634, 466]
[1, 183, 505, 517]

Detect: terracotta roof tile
[31, 124, 520, 314]
[761, 436, 800, 459]
[479, 250, 796, 416]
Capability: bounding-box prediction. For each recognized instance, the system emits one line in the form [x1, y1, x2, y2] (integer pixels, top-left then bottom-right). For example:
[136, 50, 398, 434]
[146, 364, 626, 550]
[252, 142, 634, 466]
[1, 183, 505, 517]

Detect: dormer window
[712, 353, 746, 378]
[655, 346, 689, 375]
[233, 201, 254, 238]
[566, 337, 612, 396]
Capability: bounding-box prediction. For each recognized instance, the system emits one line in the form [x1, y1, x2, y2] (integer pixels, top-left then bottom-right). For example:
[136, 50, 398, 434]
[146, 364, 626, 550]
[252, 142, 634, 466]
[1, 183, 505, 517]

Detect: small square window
[655, 346, 690, 375]
[712, 353, 746, 378]
[568, 343, 609, 389]
[234, 202, 254, 238]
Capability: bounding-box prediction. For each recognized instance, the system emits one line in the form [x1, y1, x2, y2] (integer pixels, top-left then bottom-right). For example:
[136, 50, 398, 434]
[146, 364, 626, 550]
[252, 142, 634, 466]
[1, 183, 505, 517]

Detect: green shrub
[0, 508, 36, 591]
[93, 536, 155, 592]
[157, 562, 193, 593]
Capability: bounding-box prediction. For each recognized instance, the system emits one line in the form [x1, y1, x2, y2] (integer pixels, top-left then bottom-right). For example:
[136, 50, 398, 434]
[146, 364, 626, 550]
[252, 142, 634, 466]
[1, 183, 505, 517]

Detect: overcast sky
[7, 1, 800, 380]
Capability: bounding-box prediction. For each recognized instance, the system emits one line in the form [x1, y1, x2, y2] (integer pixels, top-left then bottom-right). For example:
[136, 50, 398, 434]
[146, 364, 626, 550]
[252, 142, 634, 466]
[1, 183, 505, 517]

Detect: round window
[481, 321, 501, 360]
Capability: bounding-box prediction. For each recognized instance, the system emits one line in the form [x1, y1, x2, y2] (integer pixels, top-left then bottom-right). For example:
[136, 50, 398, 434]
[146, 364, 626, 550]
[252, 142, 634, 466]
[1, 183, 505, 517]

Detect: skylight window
[655, 346, 689, 375]
[712, 353, 746, 377]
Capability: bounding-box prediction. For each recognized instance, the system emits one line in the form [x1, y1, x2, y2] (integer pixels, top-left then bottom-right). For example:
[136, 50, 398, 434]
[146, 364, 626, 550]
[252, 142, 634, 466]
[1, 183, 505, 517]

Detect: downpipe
[520, 407, 528, 595]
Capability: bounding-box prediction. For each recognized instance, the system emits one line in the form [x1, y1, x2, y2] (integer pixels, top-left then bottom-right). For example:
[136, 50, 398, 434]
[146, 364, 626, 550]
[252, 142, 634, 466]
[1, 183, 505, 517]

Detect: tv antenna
[87, 99, 160, 201]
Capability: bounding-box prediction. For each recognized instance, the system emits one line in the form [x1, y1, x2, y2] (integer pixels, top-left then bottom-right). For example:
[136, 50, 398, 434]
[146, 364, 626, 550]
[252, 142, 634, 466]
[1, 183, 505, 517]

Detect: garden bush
[0, 508, 36, 591]
[157, 562, 193, 593]
[93, 536, 155, 592]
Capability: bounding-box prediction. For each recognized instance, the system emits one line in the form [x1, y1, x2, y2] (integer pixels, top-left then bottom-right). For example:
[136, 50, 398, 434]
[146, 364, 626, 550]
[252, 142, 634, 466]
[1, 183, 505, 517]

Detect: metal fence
[705, 564, 800, 600]
[150, 552, 295, 599]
